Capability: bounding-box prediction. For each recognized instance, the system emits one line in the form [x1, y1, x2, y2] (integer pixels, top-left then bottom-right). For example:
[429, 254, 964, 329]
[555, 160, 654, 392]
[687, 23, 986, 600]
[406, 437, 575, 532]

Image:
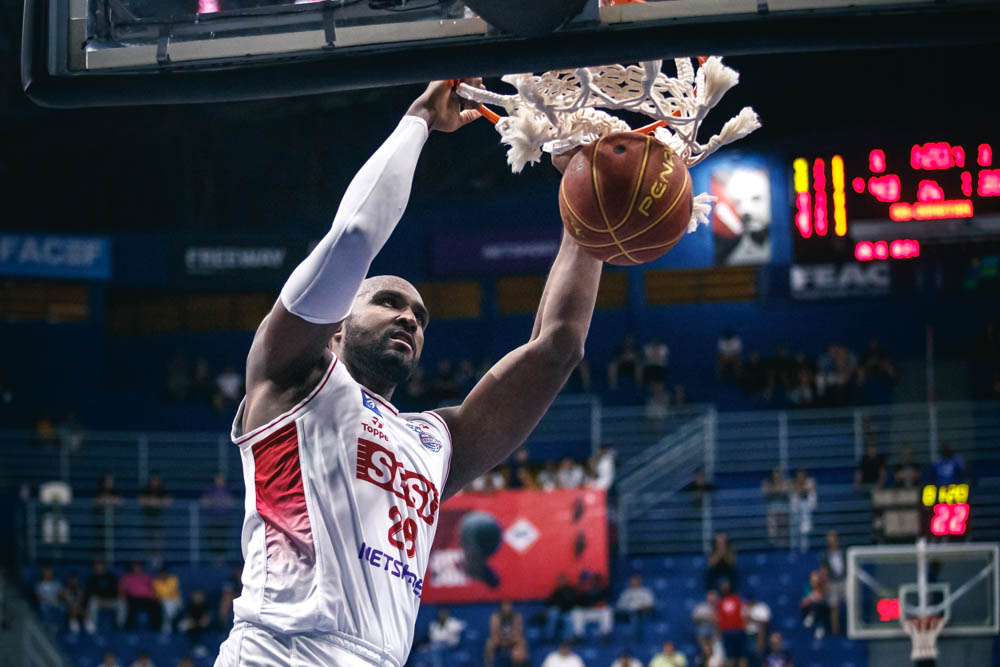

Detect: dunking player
[215, 79, 603, 665]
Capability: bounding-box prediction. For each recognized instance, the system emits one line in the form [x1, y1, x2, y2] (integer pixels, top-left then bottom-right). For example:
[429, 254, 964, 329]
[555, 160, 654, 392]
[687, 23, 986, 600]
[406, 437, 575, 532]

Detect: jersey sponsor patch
[419, 432, 442, 453]
[356, 438, 440, 524]
[361, 390, 382, 417]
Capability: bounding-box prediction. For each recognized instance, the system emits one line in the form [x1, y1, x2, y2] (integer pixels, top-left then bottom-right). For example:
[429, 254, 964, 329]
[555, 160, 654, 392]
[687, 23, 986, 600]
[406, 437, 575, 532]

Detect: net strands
[458, 57, 761, 233]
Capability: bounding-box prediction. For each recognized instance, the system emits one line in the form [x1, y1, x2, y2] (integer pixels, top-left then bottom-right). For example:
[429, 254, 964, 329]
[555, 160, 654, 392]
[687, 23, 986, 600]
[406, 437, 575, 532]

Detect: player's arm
[436, 219, 603, 500]
[243, 82, 480, 411]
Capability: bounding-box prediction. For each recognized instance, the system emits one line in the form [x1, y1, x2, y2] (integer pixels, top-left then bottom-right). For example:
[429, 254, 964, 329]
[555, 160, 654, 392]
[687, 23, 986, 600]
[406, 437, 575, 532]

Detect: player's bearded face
[340, 313, 420, 386]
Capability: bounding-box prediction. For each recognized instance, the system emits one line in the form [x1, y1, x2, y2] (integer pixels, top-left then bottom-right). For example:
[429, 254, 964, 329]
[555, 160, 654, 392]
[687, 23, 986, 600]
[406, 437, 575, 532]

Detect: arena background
[0, 2, 998, 666]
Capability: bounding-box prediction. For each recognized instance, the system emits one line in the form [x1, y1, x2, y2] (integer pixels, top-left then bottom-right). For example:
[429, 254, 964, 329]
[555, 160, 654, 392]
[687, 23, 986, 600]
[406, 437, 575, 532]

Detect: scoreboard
[923, 483, 971, 537]
[792, 140, 1000, 264]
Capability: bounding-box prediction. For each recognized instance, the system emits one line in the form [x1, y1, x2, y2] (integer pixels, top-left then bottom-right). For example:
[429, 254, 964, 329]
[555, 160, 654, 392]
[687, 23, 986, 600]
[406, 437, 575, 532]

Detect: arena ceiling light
[21, 0, 1000, 108]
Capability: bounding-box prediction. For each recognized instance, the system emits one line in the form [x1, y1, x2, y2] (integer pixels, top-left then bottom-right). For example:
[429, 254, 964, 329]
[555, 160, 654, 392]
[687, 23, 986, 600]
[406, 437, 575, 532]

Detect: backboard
[22, 0, 1000, 108]
[846, 540, 999, 640]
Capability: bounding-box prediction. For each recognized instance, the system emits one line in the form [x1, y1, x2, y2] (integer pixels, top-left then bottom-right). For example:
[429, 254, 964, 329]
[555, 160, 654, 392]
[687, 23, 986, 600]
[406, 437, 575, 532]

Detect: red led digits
[877, 598, 901, 622]
[911, 142, 955, 170]
[855, 240, 919, 261]
[852, 177, 865, 193]
[917, 180, 945, 202]
[979, 144, 992, 167]
[814, 158, 828, 236]
[962, 171, 973, 197]
[951, 145, 965, 168]
[869, 149, 886, 173]
[795, 192, 812, 238]
[931, 503, 969, 536]
[978, 170, 1000, 196]
[869, 175, 901, 202]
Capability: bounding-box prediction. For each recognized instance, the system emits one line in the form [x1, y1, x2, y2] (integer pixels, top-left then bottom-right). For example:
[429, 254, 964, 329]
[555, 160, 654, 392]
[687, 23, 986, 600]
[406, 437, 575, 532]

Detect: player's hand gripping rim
[407, 79, 483, 133]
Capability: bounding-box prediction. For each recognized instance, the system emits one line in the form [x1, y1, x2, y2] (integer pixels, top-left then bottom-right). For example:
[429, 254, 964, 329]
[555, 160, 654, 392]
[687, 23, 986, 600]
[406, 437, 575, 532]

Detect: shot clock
[922, 483, 971, 537]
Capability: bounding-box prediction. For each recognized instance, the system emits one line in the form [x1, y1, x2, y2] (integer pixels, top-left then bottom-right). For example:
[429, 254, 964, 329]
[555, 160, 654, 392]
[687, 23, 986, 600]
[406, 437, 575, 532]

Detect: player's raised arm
[435, 179, 603, 499]
[242, 81, 480, 426]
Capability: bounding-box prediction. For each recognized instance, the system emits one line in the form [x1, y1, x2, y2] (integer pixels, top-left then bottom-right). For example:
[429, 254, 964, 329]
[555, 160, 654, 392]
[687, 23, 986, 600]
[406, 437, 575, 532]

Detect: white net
[903, 616, 944, 661]
[457, 57, 761, 232]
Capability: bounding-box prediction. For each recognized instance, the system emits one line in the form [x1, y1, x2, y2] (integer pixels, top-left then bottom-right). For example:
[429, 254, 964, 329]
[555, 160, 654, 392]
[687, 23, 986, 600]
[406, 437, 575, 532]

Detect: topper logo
[638, 149, 676, 217]
[356, 438, 439, 524]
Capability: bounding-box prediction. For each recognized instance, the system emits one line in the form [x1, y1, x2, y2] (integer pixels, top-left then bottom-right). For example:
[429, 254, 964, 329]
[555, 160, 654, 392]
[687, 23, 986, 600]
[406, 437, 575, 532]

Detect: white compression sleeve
[279, 114, 429, 324]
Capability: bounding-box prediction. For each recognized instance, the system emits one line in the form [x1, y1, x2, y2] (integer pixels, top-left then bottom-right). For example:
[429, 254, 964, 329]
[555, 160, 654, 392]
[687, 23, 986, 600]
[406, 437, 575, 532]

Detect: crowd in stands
[31, 558, 242, 665]
[854, 440, 967, 491]
[163, 354, 244, 415]
[467, 447, 616, 495]
[407, 529, 808, 667]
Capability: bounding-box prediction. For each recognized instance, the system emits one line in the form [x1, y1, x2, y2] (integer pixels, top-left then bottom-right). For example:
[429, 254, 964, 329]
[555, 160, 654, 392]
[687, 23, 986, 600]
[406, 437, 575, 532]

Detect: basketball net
[902, 615, 944, 662]
[457, 57, 761, 233]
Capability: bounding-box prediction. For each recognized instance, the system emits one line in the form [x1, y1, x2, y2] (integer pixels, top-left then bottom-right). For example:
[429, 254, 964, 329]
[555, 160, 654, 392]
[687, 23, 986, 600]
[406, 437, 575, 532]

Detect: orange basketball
[558, 132, 692, 265]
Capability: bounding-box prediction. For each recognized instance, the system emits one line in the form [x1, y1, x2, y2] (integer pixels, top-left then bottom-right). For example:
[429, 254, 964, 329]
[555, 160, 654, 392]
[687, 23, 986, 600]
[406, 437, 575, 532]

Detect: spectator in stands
[541, 641, 585, 667]
[61, 571, 85, 634]
[85, 559, 119, 633]
[537, 461, 559, 491]
[893, 445, 922, 489]
[545, 573, 578, 642]
[763, 632, 793, 667]
[557, 458, 586, 489]
[138, 473, 171, 558]
[816, 344, 856, 407]
[643, 336, 670, 387]
[218, 582, 236, 632]
[191, 357, 215, 404]
[616, 573, 656, 641]
[469, 466, 506, 493]
[164, 353, 192, 402]
[857, 337, 896, 404]
[691, 590, 719, 658]
[800, 568, 829, 640]
[854, 441, 887, 489]
[213, 364, 244, 412]
[645, 382, 672, 433]
[716, 579, 747, 667]
[650, 640, 688, 667]
[933, 444, 966, 485]
[590, 447, 616, 492]
[766, 344, 796, 396]
[740, 349, 767, 398]
[176, 658, 195, 667]
[761, 468, 790, 547]
[429, 607, 466, 667]
[608, 334, 642, 390]
[35, 566, 63, 631]
[34, 413, 58, 446]
[119, 562, 162, 632]
[789, 469, 817, 553]
[179, 588, 212, 657]
[98, 652, 122, 667]
[744, 590, 771, 666]
[430, 359, 461, 406]
[821, 530, 846, 636]
[484, 600, 526, 667]
[683, 468, 717, 508]
[717, 330, 743, 380]
[130, 651, 155, 667]
[706, 533, 738, 592]
[201, 473, 236, 559]
[571, 572, 613, 644]
[507, 448, 530, 490]
[509, 642, 532, 667]
[612, 649, 643, 667]
[787, 369, 816, 409]
[153, 567, 182, 635]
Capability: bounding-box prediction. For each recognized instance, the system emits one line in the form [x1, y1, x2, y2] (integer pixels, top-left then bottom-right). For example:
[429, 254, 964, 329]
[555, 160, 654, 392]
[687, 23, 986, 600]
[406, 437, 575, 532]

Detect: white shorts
[215, 622, 400, 667]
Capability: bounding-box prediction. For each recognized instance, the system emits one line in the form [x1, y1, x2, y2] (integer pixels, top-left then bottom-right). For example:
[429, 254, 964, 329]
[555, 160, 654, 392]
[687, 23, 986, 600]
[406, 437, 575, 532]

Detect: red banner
[421, 489, 608, 603]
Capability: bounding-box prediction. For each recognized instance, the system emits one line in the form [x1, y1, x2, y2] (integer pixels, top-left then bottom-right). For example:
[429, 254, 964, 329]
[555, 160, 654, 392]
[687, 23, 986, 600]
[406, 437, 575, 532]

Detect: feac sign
[789, 263, 890, 299]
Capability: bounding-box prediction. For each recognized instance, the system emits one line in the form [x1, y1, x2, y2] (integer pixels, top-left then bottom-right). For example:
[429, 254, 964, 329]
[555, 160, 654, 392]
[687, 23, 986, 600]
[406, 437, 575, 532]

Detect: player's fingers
[459, 108, 482, 125]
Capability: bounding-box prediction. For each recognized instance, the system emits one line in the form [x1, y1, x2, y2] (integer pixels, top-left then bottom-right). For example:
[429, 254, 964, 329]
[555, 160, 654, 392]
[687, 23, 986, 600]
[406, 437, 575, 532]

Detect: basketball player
[215, 79, 603, 665]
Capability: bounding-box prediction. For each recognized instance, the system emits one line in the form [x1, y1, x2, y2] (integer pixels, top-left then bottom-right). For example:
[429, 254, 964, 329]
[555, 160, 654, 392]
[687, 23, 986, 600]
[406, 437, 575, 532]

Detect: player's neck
[342, 357, 397, 401]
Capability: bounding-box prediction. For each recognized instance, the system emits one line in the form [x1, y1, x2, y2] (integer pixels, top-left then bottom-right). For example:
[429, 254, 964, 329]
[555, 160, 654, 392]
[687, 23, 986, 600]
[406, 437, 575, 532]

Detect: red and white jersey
[230, 354, 452, 666]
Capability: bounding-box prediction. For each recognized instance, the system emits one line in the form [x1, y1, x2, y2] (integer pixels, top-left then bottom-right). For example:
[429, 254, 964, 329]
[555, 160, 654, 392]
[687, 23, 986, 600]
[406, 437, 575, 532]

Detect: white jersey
[228, 353, 452, 666]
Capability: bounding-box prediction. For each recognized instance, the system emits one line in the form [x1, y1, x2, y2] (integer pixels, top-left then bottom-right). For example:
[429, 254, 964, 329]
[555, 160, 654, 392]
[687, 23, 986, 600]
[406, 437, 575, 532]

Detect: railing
[619, 401, 1000, 556]
[0, 585, 67, 667]
[23, 500, 243, 564]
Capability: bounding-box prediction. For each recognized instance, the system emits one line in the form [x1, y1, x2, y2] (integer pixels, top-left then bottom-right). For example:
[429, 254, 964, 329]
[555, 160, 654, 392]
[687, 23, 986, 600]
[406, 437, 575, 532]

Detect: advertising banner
[171, 237, 309, 287]
[421, 489, 608, 603]
[0, 233, 111, 280]
[431, 228, 561, 276]
[711, 164, 773, 266]
[789, 262, 891, 299]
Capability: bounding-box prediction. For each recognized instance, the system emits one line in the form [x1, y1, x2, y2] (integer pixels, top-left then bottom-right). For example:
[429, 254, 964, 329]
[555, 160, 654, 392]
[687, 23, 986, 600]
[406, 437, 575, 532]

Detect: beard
[341, 320, 418, 387]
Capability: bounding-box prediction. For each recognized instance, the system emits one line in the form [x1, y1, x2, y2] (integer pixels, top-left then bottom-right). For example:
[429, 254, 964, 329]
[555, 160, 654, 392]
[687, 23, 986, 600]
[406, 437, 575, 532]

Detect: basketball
[558, 131, 693, 265]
